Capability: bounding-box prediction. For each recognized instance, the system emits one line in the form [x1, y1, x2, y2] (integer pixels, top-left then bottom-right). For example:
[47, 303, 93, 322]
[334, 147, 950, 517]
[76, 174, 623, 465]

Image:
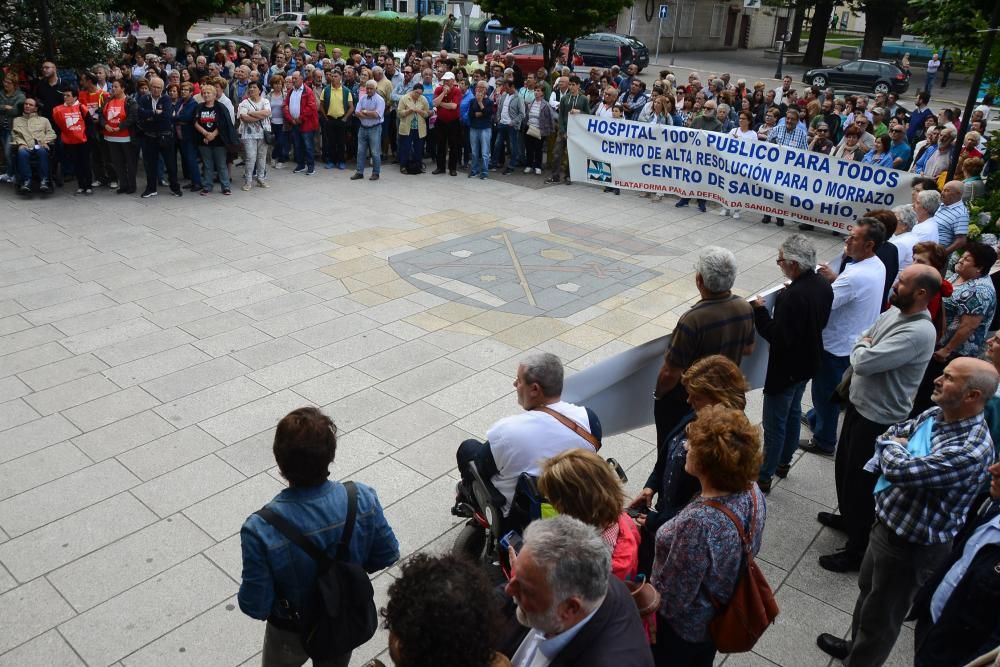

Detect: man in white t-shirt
[801, 219, 886, 456]
[454, 352, 600, 518]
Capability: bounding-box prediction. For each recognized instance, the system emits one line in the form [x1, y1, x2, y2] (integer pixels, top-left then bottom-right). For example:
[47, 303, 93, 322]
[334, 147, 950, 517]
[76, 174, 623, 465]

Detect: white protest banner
[566, 114, 911, 234]
[563, 283, 780, 437]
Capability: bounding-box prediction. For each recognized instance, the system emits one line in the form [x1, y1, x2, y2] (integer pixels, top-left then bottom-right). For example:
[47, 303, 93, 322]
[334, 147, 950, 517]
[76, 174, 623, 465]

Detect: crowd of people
[239, 216, 1000, 665]
[2, 39, 991, 213]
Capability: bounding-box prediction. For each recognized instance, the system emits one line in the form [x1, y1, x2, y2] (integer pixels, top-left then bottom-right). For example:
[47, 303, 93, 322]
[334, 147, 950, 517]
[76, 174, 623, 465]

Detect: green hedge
[310, 15, 440, 49]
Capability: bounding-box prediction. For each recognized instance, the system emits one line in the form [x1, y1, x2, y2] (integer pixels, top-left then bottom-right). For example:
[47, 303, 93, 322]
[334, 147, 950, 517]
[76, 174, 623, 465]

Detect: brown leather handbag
[702, 490, 779, 653]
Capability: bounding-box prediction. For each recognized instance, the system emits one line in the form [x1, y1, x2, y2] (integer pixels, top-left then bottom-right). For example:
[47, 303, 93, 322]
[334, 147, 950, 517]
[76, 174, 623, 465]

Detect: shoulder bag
[701, 490, 779, 653]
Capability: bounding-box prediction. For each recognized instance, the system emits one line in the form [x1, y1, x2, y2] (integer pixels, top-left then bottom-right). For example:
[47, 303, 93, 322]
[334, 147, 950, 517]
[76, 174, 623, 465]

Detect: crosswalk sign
[659, 4, 668, 19]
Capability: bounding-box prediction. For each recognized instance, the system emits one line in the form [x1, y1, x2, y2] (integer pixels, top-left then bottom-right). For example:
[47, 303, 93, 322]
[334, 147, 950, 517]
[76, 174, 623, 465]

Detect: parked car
[500, 43, 571, 73]
[802, 59, 909, 95]
[575, 33, 649, 72]
[254, 12, 311, 38]
[193, 35, 273, 59]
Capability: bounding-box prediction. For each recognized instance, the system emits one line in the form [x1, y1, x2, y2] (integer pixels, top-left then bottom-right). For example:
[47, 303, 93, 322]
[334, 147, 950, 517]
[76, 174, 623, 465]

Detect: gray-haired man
[654, 246, 756, 447]
[507, 515, 653, 667]
[753, 235, 834, 491]
[453, 353, 601, 521]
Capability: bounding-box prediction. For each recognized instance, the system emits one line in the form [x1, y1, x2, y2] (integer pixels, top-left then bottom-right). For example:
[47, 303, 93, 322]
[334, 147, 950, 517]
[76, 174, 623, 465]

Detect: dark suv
[802, 59, 909, 95]
[574, 33, 649, 72]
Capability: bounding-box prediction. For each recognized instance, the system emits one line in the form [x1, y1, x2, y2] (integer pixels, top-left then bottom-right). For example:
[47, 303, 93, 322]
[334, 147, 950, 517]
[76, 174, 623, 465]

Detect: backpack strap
[254, 481, 360, 566]
[255, 506, 330, 566]
[532, 406, 601, 451]
[336, 481, 358, 561]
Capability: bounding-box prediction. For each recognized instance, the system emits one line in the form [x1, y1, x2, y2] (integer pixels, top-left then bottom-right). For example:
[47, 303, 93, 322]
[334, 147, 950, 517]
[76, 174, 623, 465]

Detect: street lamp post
[416, 0, 423, 50]
[774, 30, 788, 80]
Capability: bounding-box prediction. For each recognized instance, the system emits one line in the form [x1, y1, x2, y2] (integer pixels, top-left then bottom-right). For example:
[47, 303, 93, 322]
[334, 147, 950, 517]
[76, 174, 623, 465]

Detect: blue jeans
[397, 127, 423, 168]
[493, 124, 520, 169]
[291, 126, 314, 170]
[356, 124, 381, 175]
[470, 127, 491, 176]
[178, 138, 201, 188]
[1, 128, 13, 178]
[16, 146, 49, 184]
[760, 380, 808, 481]
[805, 350, 850, 451]
[271, 124, 288, 162]
[198, 144, 230, 192]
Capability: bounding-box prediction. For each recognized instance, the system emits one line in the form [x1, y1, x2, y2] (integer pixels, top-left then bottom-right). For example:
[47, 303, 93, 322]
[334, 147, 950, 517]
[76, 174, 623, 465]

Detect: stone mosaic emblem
[389, 223, 671, 317]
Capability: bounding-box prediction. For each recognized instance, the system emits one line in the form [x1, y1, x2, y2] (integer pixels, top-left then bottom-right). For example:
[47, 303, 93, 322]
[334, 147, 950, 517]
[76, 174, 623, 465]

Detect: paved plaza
[0, 168, 915, 666]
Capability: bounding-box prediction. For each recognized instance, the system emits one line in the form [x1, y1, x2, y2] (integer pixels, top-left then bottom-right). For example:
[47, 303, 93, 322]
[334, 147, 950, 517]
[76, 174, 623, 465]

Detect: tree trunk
[860, 0, 904, 60]
[161, 14, 194, 53]
[787, 0, 807, 53]
[803, 0, 834, 67]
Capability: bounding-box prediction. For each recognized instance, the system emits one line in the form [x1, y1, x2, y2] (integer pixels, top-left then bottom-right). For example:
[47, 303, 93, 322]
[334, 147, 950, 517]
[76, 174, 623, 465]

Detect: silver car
[255, 12, 310, 38]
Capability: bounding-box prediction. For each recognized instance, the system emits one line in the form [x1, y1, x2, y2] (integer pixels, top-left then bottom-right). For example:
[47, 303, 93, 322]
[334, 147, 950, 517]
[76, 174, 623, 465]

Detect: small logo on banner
[587, 159, 612, 183]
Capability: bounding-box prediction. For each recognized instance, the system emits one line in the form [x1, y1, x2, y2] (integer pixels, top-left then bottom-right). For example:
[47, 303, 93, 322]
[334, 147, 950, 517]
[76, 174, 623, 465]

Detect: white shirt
[511, 604, 601, 667]
[822, 255, 886, 357]
[912, 215, 940, 244]
[890, 231, 919, 273]
[594, 103, 615, 118]
[500, 93, 513, 125]
[729, 127, 756, 142]
[289, 85, 304, 119]
[486, 401, 594, 516]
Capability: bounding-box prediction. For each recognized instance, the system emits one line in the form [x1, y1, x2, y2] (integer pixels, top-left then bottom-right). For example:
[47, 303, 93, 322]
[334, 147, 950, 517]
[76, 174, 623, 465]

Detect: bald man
[818, 263, 943, 573]
[935, 180, 971, 254]
[136, 76, 181, 197]
[818, 353, 998, 665]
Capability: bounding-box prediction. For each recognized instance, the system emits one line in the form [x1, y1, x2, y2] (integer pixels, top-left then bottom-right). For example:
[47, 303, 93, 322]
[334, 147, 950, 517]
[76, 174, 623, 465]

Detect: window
[840, 61, 862, 72]
[397, 0, 407, 12]
[859, 62, 880, 74]
[678, 1, 696, 38]
[709, 4, 725, 38]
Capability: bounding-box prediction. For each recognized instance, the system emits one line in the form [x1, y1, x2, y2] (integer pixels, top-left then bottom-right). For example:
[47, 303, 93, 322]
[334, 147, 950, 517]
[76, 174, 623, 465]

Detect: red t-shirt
[52, 102, 88, 144]
[433, 84, 463, 123]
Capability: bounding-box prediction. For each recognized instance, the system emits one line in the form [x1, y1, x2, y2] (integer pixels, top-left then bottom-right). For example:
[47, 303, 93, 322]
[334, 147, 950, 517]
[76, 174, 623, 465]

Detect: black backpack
[255, 481, 377, 659]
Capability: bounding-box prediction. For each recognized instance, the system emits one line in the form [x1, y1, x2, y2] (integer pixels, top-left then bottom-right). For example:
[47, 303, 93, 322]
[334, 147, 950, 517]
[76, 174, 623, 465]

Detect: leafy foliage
[309, 15, 440, 49]
[968, 130, 1000, 234]
[907, 0, 1000, 76]
[477, 0, 633, 69]
[109, 0, 244, 49]
[0, 0, 117, 69]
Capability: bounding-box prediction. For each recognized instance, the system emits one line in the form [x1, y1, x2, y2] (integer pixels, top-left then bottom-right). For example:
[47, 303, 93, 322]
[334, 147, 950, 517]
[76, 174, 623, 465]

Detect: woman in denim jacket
[239, 407, 400, 667]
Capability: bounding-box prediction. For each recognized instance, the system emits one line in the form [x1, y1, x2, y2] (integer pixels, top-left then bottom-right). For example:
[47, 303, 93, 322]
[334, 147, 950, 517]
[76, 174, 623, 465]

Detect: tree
[845, 0, 908, 60]
[908, 0, 1000, 75]
[0, 0, 116, 70]
[477, 0, 633, 71]
[803, 0, 835, 67]
[110, 0, 244, 51]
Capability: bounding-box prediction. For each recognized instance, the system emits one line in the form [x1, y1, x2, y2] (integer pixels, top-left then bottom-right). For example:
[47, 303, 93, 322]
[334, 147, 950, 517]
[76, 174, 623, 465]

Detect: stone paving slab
[0, 162, 901, 666]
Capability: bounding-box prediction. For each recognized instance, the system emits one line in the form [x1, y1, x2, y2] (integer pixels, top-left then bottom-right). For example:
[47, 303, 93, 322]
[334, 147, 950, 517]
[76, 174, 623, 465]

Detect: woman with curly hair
[631, 355, 750, 576]
[370, 553, 510, 667]
[650, 405, 765, 666]
[539, 448, 640, 581]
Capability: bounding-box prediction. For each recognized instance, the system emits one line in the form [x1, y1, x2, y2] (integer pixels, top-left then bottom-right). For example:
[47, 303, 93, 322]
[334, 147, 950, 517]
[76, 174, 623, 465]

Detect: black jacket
[753, 269, 833, 394]
[911, 498, 1000, 667]
[549, 576, 653, 667]
[136, 94, 174, 136]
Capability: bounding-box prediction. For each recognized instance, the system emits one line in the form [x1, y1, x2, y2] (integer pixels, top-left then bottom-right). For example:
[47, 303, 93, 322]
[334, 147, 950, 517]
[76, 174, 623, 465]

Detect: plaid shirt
[766, 122, 808, 149]
[864, 407, 994, 544]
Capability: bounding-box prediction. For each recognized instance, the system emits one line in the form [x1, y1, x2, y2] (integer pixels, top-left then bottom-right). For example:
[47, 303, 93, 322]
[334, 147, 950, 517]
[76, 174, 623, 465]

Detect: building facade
[618, 0, 797, 55]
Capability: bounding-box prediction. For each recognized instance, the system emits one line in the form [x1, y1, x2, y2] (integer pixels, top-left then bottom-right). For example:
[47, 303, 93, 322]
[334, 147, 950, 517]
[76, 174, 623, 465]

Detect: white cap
[441, 71, 455, 81]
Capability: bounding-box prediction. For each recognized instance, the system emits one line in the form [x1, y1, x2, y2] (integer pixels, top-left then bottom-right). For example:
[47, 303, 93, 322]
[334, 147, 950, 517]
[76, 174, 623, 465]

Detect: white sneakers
[718, 209, 730, 216]
[523, 167, 532, 174]
[534, 168, 542, 175]
[732, 211, 742, 219]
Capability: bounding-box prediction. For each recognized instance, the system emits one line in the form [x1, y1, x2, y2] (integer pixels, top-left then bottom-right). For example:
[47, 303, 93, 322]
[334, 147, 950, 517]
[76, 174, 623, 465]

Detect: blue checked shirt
[864, 407, 994, 544]
[766, 122, 809, 149]
[934, 200, 970, 247]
